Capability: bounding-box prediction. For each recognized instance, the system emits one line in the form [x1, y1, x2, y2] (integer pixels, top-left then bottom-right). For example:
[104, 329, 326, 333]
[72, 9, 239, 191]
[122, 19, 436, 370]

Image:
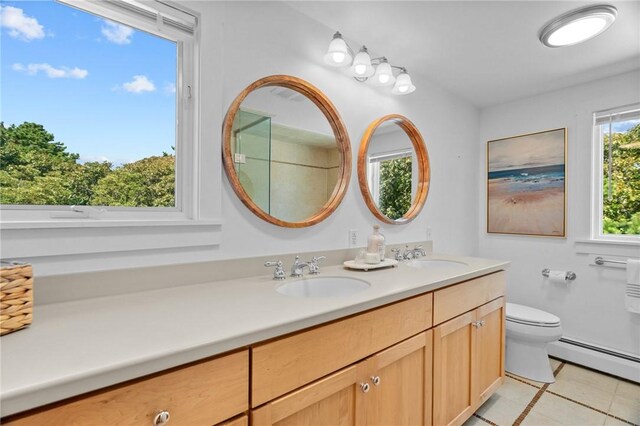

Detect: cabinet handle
[472, 321, 480, 328]
[480, 320, 486, 327]
[153, 410, 170, 426]
[371, 376, 381, 386]
[360, 382, 371, 393]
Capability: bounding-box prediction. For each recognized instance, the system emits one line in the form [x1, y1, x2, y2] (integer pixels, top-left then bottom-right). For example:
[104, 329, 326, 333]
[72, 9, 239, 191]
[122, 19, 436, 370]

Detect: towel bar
[595, 257, 628, 266]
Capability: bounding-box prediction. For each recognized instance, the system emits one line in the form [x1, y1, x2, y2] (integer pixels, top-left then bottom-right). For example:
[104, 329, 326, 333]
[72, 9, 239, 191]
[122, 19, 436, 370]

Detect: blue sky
[611, 119, 640, 133]
[1, 0, 176, 166]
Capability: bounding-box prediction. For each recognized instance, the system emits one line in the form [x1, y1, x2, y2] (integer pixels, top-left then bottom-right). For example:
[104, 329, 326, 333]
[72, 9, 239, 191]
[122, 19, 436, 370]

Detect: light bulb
[370, 59, 395, 87]
[350, 46, 374, 79]
[323, 32, 352, 67]
[332, 52, 346, 63]
[391, 71, 416, 95]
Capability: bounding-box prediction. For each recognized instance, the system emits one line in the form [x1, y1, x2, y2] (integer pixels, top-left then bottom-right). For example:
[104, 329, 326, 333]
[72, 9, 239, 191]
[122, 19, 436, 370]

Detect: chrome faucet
[264, 260, 286, 280]
[391, 248, 404, 261]
[392, 245, 427, 261]
[413, 245, 426, 258]
[290, 256, 310, 277]
[308, 256, 326, 275]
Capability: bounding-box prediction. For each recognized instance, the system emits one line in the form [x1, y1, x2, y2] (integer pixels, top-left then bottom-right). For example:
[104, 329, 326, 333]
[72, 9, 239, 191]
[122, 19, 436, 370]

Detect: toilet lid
[506, 303, 561, 327]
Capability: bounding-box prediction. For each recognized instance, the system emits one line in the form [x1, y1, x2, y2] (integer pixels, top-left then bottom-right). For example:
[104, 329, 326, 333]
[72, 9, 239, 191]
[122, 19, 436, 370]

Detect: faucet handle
[413, 245, 425, 258]
[265, 260, 286, 280]
[308, 256, 326, 275]
[403, 245, 414, 260]
[391, 248, 404, 261]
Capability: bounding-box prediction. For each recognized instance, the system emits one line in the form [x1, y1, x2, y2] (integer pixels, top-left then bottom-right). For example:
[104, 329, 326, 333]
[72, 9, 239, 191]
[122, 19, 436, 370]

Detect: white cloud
[164, 82, 176, 94]
[12, 63, 88, 79]
[122, 75, 156, 94]
[0, 6, 45, 41]
[101, 20, 133, 45]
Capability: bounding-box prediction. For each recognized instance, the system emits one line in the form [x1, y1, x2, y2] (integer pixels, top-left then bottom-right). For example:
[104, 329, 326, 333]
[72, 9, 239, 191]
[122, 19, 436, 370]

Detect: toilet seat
[506, 303, 561, 328]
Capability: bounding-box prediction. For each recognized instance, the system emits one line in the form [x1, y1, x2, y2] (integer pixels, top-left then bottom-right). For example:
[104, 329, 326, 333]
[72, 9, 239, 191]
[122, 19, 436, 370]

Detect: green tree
[379, 157, 412, 220]
[90, 155, 175, 207]
[0, 122, 82, 204]
[602, 123, 640, 234]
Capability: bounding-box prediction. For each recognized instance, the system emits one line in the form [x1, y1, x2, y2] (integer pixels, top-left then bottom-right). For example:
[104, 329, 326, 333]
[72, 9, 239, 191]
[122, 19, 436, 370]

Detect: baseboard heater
[559, 337, 640, 364]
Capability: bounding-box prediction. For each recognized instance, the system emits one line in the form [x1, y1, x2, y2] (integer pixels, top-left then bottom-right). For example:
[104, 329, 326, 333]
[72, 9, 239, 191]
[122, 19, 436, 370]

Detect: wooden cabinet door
[367, 331, 433, 426]
[251, 363, 367, 426]
[474, 297, 505, 405]
[433, 311, 476, 426]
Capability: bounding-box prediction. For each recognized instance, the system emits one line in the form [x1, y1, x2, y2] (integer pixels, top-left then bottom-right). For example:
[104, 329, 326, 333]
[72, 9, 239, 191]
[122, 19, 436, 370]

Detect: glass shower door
[232, 110, 271, 214]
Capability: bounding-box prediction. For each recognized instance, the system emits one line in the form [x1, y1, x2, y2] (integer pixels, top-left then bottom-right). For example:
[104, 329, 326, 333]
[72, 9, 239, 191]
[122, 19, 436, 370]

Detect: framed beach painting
[487, 128, 567, 237]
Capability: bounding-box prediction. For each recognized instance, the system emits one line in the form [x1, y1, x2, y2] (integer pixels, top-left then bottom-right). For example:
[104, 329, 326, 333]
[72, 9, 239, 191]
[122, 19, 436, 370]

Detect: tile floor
[465, 358, 640, 426]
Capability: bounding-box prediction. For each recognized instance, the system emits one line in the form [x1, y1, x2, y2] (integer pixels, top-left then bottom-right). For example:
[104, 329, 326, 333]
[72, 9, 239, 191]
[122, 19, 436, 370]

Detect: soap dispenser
[367, 225, 384, 263]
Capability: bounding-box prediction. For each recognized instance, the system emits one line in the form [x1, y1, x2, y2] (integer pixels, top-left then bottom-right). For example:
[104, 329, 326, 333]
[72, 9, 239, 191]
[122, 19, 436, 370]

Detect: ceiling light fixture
[323, 31, 416, 95]
[538, 4, 617, 48]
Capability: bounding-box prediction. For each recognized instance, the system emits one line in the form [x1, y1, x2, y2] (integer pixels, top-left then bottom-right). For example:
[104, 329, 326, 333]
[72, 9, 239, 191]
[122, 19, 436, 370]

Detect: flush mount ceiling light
[538, 4, 617, 48]
[323, 31, 416, 95]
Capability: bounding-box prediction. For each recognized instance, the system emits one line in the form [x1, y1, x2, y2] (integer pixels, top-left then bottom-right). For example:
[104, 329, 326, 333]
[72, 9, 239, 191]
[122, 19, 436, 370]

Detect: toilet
[505, 303, 563, 383]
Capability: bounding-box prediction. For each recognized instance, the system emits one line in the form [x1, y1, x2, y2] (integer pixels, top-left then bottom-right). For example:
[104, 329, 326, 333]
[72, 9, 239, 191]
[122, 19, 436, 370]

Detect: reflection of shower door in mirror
[233, 110, 272, 214]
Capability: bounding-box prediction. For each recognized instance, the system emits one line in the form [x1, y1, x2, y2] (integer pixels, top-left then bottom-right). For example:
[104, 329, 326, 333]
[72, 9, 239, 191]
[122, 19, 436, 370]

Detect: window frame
[590, 103, 640, 243]
[0, 0, 201, 226]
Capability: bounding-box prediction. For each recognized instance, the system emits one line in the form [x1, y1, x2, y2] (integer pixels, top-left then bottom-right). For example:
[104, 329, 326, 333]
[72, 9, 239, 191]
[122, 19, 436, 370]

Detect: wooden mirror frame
[358, 114, 430, 225]
[222, 75, 351, 228]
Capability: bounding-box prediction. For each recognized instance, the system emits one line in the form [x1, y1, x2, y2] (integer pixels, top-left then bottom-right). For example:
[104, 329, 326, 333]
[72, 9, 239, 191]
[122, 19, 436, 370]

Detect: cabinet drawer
[4, 350, 249, 426]
[433, 271, 505, 325]
[252, 293, 432, 407]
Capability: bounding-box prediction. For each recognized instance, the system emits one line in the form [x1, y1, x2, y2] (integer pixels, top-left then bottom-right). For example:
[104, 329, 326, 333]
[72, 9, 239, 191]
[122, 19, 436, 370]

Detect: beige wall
[270, 139, 339, 222]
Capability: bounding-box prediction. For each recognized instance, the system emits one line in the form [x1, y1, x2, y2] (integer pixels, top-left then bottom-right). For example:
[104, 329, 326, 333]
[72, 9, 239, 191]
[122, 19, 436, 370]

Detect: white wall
[477, 70, 640, 358]
[213, 2, 480, 260]
[2, 1, 481, 276]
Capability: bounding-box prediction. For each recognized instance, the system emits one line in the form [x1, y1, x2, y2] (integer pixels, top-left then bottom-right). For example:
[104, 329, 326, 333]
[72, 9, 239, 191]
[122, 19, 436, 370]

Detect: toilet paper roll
[547, 270, 567, 284]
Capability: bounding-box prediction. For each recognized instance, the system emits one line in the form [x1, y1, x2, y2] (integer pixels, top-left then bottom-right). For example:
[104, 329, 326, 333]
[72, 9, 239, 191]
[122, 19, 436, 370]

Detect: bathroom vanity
[1, 252, 507, 426]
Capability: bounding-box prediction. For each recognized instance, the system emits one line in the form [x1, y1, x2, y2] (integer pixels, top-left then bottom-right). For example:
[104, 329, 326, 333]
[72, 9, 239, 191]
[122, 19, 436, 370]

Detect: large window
[592, 104, 640, 240]
[0, 0, 197, 221]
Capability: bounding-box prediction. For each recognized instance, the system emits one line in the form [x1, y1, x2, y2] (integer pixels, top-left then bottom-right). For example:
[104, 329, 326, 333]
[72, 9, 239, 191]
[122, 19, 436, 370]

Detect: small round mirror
[223, 76, 351, 227]
[358, 114, 430, 224]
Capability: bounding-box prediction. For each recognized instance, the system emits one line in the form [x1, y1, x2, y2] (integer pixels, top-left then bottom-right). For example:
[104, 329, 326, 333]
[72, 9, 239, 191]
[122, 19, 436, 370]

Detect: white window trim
[0, 0, 206, 228]
[589, 104, 640, 244]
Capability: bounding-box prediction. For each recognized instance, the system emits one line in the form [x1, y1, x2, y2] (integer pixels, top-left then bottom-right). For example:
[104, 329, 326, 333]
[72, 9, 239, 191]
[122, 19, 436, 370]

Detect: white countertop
[0, 253, 508, 416]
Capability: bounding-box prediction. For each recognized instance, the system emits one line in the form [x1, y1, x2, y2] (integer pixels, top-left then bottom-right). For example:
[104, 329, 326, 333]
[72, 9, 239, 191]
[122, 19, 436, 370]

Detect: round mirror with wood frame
[222, 75, 351, 228]
[358, 114, 430, 224]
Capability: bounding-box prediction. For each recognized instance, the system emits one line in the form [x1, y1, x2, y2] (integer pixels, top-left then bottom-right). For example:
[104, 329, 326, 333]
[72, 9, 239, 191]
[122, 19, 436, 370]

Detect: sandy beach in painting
[488, 165, 565, 236]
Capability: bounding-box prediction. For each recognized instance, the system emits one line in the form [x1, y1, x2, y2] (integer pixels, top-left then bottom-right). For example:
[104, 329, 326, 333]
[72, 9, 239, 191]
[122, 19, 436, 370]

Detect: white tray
[343, 258, 399, 271]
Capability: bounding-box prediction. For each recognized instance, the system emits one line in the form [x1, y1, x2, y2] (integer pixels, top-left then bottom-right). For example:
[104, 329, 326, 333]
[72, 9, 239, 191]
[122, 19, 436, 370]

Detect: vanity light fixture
[324, 31, 416, 95]
[538, 4, 617, 47]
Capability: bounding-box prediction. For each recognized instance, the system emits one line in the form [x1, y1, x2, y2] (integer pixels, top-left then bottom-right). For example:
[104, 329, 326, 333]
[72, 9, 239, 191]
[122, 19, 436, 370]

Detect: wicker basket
[0, 263, 33, 336]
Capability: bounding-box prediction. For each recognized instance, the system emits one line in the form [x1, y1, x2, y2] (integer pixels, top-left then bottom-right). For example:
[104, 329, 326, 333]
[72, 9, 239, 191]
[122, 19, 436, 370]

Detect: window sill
[0, 219, 223, 230]
[574, 238, 639, 257]
[1, 219, 223, 266]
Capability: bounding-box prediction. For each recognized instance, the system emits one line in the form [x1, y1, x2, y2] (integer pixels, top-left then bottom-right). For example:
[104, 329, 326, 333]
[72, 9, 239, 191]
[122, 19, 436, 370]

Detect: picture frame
[487, 128, 567, 237]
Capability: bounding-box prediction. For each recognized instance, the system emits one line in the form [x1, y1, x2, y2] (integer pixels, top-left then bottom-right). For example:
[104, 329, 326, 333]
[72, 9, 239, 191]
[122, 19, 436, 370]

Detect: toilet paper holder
[542, 269, 576, 281]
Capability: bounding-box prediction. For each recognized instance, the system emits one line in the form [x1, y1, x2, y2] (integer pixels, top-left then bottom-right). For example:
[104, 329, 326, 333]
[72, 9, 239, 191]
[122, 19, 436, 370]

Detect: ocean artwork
[487, 128, 566, 237]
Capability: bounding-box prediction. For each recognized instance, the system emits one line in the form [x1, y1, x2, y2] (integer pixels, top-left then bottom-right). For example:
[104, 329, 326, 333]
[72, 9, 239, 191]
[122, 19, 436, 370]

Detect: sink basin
[407, 259, 468, 270]
[276, 277, 370, 298]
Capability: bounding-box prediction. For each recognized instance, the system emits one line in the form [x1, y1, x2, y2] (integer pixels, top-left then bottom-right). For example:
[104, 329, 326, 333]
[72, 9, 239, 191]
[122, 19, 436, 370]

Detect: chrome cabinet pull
[371, 375, 381, 386]
[153, 410, 170, 426]
[360, 382, 371, 393]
